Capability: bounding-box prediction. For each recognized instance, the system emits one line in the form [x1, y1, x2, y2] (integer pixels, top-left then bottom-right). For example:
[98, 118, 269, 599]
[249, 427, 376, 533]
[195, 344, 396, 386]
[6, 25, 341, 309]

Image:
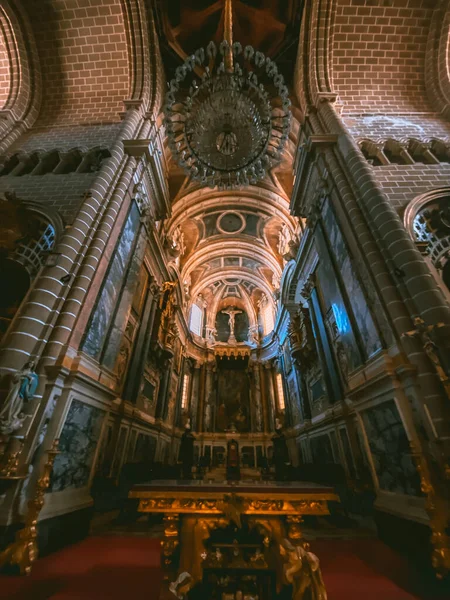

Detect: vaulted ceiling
[155, 0, 303, 334]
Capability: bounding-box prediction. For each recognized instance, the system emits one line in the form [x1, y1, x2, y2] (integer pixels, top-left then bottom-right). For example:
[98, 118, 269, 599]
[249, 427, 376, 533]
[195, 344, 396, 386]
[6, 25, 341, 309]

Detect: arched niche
[214, 298, 250, 344]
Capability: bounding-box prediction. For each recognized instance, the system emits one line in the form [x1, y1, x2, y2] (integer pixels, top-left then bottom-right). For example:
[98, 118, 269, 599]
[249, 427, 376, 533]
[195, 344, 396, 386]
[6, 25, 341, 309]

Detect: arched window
[181, 373, 190, 410]
[276, 373, 285, 411]
[189, 303, 203, 336]
[404, 189, 450, 295]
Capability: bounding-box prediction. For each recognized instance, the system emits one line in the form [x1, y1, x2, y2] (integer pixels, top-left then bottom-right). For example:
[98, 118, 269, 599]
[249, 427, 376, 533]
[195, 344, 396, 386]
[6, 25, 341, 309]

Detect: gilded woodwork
[133, 491, 335, 516]
[0, 440, 59, 575]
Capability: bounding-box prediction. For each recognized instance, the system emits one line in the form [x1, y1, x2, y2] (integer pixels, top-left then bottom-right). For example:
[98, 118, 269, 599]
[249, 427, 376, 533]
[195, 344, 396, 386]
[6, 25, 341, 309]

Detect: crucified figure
[222, 308, 242, 343]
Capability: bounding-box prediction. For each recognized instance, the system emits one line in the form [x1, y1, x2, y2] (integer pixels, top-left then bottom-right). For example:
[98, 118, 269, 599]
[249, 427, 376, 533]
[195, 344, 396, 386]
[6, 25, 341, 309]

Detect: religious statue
[226, 439, 240, 481]
[222, 308, 242, 344]
[207, 327, 217, 346]
[272, 419, 290, 480]
[178, 423, 196, 479]
[279, 539, 327, 600]
[169, 571, 194, 599]
[0, 361, 38, 435]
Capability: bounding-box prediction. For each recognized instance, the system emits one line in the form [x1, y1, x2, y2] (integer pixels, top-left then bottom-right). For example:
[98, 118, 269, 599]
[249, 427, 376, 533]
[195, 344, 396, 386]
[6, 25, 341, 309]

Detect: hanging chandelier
[163, 0, 291, 190]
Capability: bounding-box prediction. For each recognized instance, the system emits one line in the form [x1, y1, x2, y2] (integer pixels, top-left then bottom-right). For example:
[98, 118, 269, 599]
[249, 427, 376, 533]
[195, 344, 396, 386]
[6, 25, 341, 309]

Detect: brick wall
[332, 0, 435, 114]
[371, 163, 450, 214]
[7, 123, 122, 154]
[343, 113, 450, 141]
[22, 0, 130, 127]
[0, 27, 10, 109]
[0, 172, 97, 223]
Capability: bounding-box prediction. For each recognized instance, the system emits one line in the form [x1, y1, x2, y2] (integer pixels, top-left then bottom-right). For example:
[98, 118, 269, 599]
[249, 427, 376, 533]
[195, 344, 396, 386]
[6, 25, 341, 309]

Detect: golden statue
[0, 440, 59, 575]
[279, 539, 327, 600]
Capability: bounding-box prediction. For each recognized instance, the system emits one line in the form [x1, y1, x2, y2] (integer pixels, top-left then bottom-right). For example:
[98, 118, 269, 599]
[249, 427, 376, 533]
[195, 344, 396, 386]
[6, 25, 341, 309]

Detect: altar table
[129, 479, 339, 592]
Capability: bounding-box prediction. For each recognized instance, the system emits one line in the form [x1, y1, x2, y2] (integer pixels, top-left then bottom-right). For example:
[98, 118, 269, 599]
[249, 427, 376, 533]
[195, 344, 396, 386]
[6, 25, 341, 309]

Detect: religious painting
[362, 400, 421, 496]
[322, 199, 382, 359]
[51, 400, 105, 492]
[216, 358, 250, 432]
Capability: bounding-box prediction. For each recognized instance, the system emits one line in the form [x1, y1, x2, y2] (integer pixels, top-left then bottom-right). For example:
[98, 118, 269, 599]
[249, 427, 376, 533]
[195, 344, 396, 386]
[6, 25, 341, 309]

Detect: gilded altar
[129, 480, 338, 599]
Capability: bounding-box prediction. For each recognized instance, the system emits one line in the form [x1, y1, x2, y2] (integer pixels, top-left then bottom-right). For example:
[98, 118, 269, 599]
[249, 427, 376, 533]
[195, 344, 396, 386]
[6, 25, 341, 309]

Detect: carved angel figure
[279, 539, 327, 600]
[0, 361, 38, 435]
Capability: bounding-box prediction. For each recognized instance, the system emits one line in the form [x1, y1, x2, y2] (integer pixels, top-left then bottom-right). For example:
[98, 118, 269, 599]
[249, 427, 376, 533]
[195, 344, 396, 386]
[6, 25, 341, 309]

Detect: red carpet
[0, 537, 162, 600]
[0, 536, 446, 599]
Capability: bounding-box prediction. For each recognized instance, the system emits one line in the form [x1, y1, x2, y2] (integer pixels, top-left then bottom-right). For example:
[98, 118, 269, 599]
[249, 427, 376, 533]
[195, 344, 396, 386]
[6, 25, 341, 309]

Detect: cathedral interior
[0, 0, 450, 598]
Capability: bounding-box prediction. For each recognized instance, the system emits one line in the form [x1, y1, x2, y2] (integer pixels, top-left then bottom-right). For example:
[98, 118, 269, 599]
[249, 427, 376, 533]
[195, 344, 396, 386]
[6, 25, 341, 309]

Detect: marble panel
[315, 227, 362, 373]
[362, 401, 421, 496]
[102, 226, 146, 370]
[82, 203, 140, 359]
[322, 199, 382, 359]
[111, 427, 128, 478]
[310, 434, 333, 465]
[51, 400, 104, 492]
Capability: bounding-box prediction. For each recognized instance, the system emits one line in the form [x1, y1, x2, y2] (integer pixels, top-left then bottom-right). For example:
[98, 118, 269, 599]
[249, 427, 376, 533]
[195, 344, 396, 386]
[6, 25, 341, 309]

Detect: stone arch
[0, 1, 42, 152]
[426, 0, 450, 115]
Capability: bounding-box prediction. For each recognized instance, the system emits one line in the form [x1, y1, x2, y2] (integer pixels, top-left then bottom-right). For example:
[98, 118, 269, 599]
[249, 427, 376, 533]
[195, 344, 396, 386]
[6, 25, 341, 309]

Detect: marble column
[190, 362, 201, 432]
[250, 361, 263, 433]
[203, 362, 215, 433]
[259, 361, 269, 433]
[263, 361, 276, 432]
[155, 359, 172, 420]
[122, 282, 159, 403]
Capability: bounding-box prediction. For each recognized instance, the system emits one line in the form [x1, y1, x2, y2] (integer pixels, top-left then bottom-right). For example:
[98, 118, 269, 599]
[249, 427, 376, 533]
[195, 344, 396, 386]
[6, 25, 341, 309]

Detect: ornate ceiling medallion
[163, 0, 291, 191]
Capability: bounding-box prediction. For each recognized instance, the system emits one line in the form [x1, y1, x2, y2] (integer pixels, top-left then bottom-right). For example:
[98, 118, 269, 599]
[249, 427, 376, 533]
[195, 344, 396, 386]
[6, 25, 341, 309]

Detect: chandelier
[163, 0, 291, 190]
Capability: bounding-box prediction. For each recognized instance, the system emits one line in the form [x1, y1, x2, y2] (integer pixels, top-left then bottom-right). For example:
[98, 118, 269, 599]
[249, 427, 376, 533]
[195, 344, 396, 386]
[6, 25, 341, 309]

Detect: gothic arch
[0, 0, 42, 153]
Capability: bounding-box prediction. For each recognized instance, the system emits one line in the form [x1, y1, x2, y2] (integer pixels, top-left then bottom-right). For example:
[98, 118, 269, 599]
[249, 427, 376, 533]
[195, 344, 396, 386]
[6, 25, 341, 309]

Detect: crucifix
[222, 308, 242, 344]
